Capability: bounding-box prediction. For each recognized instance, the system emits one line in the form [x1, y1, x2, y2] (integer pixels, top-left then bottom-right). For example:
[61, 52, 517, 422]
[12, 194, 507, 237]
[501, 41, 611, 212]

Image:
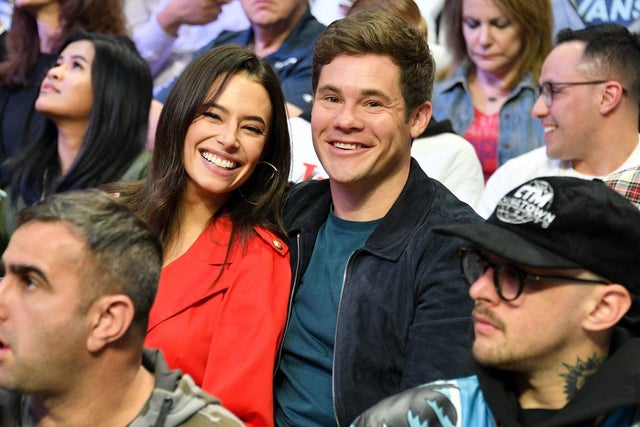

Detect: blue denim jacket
[155, 7, 325, 112]
[432, 61, 544, 166]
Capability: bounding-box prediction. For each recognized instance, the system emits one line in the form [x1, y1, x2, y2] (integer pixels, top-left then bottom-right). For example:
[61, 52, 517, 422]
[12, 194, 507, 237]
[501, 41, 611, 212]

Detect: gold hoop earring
[238, 161, 279, 205]
[259, 161, 278, 183]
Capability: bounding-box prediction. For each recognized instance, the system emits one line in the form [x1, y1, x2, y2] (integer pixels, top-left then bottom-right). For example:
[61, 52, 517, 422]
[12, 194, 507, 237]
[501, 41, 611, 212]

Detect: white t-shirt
[476, 139, 640, 218]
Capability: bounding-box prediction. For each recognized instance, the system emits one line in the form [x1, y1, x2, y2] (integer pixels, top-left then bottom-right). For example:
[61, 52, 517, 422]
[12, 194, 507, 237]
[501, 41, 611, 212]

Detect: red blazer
[145, 217, 291, 427]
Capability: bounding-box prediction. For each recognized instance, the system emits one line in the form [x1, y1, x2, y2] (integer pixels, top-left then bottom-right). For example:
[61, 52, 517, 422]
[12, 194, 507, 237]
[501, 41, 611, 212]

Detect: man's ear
[583, 284, 632, 332]
[85, 295, 135, 353]
[409, 100, 432, 139]
[599, 81, 626, 115]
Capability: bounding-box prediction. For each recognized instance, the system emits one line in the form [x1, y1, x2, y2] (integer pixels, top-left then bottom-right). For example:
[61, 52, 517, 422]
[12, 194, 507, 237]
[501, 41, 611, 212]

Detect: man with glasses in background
[476, 23, 640, 217]
[352, 176, 640, 426]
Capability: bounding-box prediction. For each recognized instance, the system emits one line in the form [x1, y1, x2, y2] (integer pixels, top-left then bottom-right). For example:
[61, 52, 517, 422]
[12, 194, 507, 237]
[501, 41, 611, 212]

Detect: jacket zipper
[332, 249, 358, 427]
[275, 233, 303, 371]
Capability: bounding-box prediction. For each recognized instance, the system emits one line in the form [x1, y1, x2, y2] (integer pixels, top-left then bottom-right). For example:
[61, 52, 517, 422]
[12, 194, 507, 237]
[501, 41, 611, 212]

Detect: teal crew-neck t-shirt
[275, 209, 380, 427]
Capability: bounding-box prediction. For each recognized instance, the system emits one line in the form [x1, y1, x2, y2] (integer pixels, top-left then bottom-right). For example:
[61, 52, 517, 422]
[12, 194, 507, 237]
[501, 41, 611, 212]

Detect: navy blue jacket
[156, 7, 325, 111]
[277, 159, 482, 426]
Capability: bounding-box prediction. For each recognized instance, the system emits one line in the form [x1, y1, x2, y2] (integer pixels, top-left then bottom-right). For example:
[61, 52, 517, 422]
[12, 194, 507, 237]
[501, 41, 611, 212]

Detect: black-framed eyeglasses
[458, 248, 608, 302]
[535, 80, 628, 107]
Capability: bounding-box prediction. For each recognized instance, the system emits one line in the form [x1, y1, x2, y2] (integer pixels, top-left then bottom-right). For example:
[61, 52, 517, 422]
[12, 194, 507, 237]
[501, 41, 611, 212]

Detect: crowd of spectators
[1, 1, 640, 426]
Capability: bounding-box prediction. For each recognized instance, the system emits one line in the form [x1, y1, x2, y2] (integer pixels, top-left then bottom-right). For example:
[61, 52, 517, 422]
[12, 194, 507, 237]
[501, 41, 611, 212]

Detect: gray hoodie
[0, 349, 245, 427]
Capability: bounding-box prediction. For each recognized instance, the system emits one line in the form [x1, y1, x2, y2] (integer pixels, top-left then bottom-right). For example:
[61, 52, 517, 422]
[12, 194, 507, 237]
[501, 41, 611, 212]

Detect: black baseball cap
[435, 177, 640, 294]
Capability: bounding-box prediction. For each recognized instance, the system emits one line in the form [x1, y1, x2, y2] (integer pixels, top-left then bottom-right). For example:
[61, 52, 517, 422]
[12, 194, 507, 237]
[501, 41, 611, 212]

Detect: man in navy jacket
[274, 11, 482, 427]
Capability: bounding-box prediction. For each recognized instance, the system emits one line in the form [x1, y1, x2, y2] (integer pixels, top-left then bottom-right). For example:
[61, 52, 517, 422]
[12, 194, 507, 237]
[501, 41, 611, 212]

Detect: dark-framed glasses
[458, 248, 608, 302]
[535, 80, 628, 107]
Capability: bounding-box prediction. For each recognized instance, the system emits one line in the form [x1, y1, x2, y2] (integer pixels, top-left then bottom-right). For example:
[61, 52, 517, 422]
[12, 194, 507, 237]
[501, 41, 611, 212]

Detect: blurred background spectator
[123, 0, 249, 95]
[0, 31, 152, 252]
[432, 0, 552, 180]
[146, 0, 325, 149]
[310, 0, 451, 69]
[0, 0, 128, 170]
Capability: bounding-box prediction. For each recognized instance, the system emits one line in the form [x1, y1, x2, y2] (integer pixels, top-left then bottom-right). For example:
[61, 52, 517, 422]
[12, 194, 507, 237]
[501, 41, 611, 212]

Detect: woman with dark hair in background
[112, 44, 292, 427]
[0, 0, 127, 165]
[0, 31, 152, 250]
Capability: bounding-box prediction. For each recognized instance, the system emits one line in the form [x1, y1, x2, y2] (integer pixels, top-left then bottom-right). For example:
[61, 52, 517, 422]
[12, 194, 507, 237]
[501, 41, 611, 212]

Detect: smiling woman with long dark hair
[111, 44, 292, 427]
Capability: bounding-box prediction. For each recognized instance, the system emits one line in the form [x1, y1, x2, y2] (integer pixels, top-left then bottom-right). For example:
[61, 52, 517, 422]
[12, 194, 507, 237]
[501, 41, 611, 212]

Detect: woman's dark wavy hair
[3, 31, 152, 206]
[115, 44, 291, 248]
[0, 0, 127, 88]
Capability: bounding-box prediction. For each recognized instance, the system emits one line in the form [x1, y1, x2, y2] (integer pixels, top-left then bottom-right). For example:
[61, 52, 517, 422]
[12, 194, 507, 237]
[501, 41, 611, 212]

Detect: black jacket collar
[477, 328, 640, 427]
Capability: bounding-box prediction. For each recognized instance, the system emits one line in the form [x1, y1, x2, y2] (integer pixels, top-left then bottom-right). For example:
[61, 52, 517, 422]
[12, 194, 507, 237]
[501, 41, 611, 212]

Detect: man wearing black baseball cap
[351, 176, 640, 427]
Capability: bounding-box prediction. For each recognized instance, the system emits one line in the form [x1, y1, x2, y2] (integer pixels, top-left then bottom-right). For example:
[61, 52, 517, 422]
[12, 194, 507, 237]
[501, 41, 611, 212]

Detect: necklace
[472, 74, 510, 104]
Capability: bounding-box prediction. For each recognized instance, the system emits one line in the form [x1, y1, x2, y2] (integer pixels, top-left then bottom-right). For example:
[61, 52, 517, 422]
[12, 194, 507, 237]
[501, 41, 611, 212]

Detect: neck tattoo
[559, 354, 604, 400]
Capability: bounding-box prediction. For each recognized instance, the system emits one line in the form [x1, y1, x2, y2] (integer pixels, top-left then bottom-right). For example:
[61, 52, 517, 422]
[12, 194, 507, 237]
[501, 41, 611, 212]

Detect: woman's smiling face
[182, 72, 273, 203]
